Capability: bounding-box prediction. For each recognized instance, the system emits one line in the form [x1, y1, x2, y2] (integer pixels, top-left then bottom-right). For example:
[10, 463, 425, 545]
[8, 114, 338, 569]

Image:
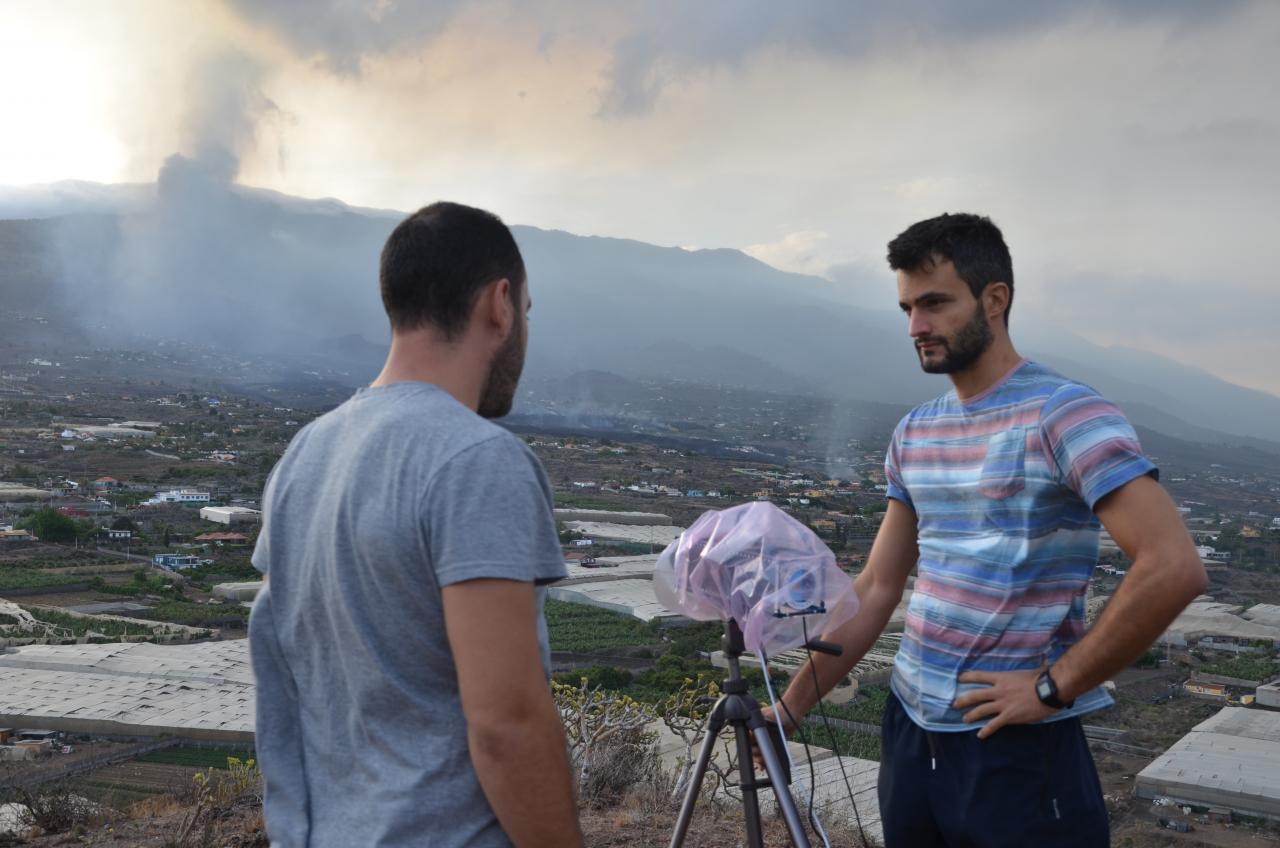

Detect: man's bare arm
[773, 498, 919, 725]
[443, 579, 583, 848]
[954, 474, 1207, 737]
[1052, 474, 1207, 700]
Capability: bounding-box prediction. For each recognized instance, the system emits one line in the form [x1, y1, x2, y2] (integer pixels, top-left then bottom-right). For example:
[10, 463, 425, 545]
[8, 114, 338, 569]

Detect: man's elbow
[1171, 550, 1209, 602]
[466, 699, 559, 760]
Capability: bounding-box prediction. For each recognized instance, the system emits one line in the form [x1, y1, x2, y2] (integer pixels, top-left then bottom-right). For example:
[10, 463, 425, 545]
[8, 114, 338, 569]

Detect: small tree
[19, 508, 77, 543]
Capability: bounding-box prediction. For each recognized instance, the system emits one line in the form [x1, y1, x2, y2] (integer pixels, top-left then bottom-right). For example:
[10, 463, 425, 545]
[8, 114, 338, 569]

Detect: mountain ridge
[1, 179, 1276, 448]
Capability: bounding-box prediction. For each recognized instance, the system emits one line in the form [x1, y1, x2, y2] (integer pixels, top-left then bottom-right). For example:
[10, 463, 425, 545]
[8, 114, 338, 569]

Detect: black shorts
[877, 691, 1109, 847]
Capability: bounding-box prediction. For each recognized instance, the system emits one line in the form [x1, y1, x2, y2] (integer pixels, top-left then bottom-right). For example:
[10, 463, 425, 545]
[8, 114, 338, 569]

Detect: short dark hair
[886, 213, 1014, 325]
[379, 201, 525, 338]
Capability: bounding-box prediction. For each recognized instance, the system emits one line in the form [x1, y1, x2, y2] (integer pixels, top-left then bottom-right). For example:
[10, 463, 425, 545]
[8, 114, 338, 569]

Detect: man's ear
[984, 282, 1010, 324]
[479, 277, 514, 336]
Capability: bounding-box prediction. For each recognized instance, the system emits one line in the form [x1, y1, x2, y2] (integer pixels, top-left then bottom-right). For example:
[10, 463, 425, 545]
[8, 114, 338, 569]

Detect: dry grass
[128, 794, 186, 819]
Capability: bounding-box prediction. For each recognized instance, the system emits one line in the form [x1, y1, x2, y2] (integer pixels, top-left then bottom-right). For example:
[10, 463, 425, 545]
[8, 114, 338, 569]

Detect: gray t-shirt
[249, 382, 567, 848]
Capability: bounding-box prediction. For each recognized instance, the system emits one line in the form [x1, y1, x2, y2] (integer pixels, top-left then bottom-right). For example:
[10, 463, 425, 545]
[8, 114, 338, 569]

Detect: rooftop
[1161, 601, 1280, 644]
[562, 521, 683, 546]
[548, 580, 680, 622]
[1244, 604, 1280, 630]
[1136, 707, 1280, 820]
[0, 641, 253, 742]
[553, 508, 673, 526]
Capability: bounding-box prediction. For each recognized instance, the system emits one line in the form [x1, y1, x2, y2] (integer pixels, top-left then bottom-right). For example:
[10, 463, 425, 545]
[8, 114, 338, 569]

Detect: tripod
[669, 619, 833, 848]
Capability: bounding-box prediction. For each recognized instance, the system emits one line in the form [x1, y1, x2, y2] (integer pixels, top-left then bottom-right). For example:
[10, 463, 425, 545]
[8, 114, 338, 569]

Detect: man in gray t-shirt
[250, 202, 582, 847]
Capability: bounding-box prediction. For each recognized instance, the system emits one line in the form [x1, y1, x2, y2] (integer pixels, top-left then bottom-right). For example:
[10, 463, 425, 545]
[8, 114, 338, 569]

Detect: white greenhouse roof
[1136, 707, 1280, 819]
[0, 640, 253, 740]
[562, 521, 684, 546]
[1244, 604, 1280, 629]
[1162, 601, 1280, 643]
[561, 555, 658, 582]
[548, 579, 679, 622]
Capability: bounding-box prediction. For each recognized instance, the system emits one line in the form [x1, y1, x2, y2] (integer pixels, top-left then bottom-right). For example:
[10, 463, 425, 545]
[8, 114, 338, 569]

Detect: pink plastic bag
[653, 501, 859, 655]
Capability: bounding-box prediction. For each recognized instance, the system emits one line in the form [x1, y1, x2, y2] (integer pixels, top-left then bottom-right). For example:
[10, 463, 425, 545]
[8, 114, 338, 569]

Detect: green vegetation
[800, 722, 882, 761]
[554, 654, 785, 705]
[554, 664, 635, 691]
[663, 621, 725, 657]
[182, 558, 259, 583]
[544, 599, 659, 653]
[1198, 654, 1279, 682]
[21, 607, 165, 639]
[543, 600, 808, 705]
[70, 778, 163, 808]
[138, 600, 247, 628]
[159, 465, 235, 481]
[552, 494, 631, 511]
[0, 567, 84, 591]
[137, 747, 256, 769]
[814, 684, 891, 726]
[18, 507, 78, 543]
[1134, 647, 1162, 668]
[90, 571, 183, 598]
[0, 551, 117, 569]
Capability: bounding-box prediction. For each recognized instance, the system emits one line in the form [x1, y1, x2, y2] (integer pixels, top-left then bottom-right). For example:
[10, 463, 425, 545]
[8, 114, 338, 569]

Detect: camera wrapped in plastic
[652, 501, 859, 655]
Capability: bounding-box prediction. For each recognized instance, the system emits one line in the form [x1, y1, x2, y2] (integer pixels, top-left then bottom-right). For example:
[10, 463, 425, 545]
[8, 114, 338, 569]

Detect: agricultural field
[544, 598, 662, 654]
[0, 545, 138, 594]
[136, 747, 256, 769]
[66, 748, 256, 810]
[0, 568, 84, 592]
[133, 600, 248, 630]
[1196, 652, 1280, 682]
[72, 762, 202, 809]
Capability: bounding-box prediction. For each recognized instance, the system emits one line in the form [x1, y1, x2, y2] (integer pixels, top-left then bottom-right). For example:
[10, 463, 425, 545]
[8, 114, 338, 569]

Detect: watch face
[1036, 677, 1053, 699]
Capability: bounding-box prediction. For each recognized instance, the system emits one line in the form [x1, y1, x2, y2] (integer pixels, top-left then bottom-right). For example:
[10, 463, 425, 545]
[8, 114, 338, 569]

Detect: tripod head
[719, 618, 842, 696]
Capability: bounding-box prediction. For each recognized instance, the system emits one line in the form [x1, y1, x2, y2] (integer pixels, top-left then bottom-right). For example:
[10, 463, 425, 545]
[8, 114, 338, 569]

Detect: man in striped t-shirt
[768, 213, 1206, 847]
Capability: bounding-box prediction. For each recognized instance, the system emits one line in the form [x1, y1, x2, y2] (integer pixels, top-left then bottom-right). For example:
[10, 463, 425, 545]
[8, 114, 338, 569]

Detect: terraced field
[71, 749, 254, 809]
[72, 762, 201, 808]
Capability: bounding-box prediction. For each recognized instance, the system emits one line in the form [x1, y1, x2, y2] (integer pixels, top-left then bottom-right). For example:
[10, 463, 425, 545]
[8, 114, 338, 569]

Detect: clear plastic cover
[653, 501, 860, 654]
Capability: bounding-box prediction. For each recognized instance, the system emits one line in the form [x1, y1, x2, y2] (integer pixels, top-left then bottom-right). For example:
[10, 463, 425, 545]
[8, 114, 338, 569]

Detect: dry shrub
[553, 679, 662, 807]
[578, 723, 663, 806]
[14, 781, 117, 835]
[130, 793, 185, 819]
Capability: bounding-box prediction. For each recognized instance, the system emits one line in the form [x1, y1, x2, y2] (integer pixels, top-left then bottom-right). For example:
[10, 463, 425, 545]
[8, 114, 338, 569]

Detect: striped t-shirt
[885, 359, 1156, 731]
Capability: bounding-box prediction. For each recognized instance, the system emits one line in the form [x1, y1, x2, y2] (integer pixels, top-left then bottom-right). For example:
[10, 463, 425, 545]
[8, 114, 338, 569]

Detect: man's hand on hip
[952, 669, 1057, 739]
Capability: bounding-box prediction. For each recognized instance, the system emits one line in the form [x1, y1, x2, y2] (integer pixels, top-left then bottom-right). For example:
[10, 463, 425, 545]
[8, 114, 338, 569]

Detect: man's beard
[477, 323, 526, 419]
[916, 303, 993, 375]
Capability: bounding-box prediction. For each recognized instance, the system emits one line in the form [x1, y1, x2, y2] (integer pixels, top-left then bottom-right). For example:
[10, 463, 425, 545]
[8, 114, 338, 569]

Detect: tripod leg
[669, 710, 725, 848]
[732, 720, 765, 848]
[753, 725, 812, 848]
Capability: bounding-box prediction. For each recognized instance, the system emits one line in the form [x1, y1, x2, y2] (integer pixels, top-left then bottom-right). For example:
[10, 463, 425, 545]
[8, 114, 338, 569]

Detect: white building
[199, 506, 261, 525]
[147, 489, 211, 505]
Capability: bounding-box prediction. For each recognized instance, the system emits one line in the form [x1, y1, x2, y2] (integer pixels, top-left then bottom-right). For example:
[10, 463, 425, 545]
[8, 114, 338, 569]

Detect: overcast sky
[3, 0, 1278, 395]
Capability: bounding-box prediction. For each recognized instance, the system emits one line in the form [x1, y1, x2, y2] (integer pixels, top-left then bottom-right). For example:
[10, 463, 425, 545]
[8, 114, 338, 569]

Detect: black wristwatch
[1035, 668, 1074, 710]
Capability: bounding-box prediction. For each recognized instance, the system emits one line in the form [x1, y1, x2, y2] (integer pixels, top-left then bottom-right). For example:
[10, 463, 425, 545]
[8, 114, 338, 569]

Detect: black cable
[775, 690, 821, 841]
[763, 647, 819, 843]
[803, 618, 871, 848]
